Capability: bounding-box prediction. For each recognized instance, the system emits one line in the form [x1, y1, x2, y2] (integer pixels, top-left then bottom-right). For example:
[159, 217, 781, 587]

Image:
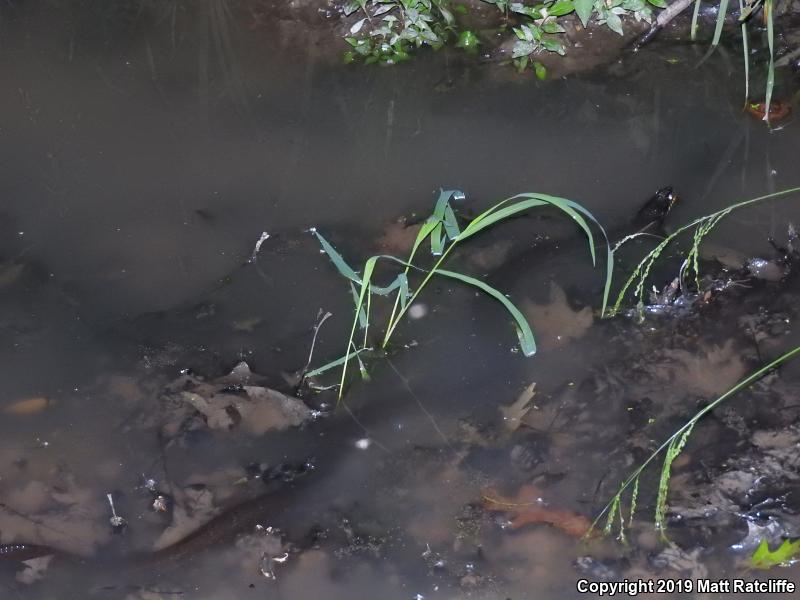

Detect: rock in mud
[161, 362, 313, 437]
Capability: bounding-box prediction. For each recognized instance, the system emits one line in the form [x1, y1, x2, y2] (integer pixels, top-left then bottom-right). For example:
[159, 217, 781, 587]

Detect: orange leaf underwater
[745, 100, 792, 122]
[3, 396, 52, 415]
[482, 484, 591, 538]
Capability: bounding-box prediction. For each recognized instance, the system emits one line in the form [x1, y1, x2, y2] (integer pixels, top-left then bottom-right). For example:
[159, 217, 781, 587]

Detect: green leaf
[439, 5, 456, 25]
[547, 0, 575, 16]
[750, 538, 800, 569]
[542, 39, 566, 55]
[575, 0, 593, 26]
[343, 51, 356, 64]
[533, 60, 547, 80]
[605, 12, 624, 35]
[510, 2, 544, 18]
[646, 0, 667, 7]
[456, 30, 480, 54]
[542, 21, 566, 34]
[433, 268, 536, 356]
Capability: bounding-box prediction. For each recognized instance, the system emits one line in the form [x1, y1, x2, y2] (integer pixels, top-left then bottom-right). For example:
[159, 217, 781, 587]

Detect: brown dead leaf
[482, 484, 591, 538]
[522, 283, 593, 350]
[3, 397, 51, 416]
[375, 219, 422, 254]
[499, 383, 536, 432]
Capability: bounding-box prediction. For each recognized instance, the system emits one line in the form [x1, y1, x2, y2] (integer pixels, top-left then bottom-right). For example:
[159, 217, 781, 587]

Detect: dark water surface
[2, 2, 800, 599]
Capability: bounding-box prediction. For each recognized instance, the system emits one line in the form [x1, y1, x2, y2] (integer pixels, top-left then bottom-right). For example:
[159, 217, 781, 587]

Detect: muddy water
[2, 1, 800, 599]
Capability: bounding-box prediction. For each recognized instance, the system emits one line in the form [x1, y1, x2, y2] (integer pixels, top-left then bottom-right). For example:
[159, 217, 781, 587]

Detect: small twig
[298, 310, 333, 386]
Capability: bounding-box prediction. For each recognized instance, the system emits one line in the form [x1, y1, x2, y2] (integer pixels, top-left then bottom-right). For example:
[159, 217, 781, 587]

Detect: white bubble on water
[408, 303, 428, 319]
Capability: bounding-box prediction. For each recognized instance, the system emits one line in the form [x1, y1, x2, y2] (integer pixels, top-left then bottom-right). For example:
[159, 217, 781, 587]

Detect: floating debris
[106, 493, 127, 532]
[260, 550, 289, 580]
[140, 476, 158, 493]
[152, 495, 169, 513]
[249, 231, 271, 263]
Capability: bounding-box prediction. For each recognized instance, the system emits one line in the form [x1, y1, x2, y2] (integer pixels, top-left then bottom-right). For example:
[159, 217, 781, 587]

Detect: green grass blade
[434, 268, 536, 356]
[711, 0, 730, 48]
[458, 198, 548, 240]
[697, 0, 730, 64]
[739, 0, 750, 106]
[590, 343, 800, 535]
[460, 193, 597, 265]
[431, 222, 445, 255]
[305, 347, 370, 378]
[443, 203, 461, 239]
[690, 0, 702, 40]
[764, 0, 775, 124]
[629, 476, 640, 527]
[604, 491, 621, 535]
[433, 189, 463, 220]
[338, 256, 378, 400]
[609, 187, 800, 313]
[409, 218, 441, 262]
[349, 282, 369, 329]
[654, 423, 694, 538]
[311, 228, 361, 283]
[398, 272, 410, 311]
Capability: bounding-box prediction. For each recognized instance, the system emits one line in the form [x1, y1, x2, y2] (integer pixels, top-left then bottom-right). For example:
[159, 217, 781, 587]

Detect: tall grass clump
[595, 186, 800, 541]
[606, 187, 800, 317]
[305, 190, 611, 400]
[592, 344, 800, 541]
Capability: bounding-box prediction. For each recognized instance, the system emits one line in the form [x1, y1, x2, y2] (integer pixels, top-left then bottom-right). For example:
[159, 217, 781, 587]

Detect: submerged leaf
[483, 484, 591, 537]
[500, 382, 536, 431]
[750, 538, 800, 569]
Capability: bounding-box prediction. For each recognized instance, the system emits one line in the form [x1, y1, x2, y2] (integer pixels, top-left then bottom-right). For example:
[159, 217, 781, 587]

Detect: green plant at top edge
[305, 189, 611, 400]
